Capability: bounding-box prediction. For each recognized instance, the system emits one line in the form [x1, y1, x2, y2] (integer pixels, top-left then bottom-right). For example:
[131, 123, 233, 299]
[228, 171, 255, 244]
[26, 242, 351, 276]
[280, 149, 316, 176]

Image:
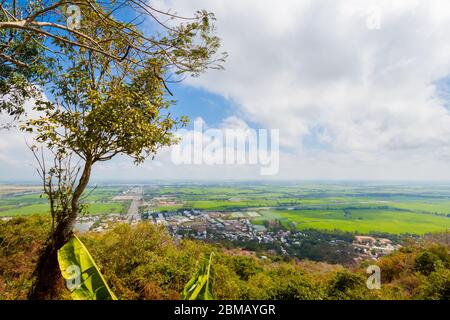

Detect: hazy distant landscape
[2, 182, 449, 235]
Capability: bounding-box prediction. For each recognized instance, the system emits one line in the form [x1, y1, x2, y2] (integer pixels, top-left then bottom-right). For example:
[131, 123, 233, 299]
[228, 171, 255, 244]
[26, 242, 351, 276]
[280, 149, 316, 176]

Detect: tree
[414, 251, 440, 276]
[0, 5, 52, 119]
[1, 0, 226, 117]
[327, 271, 368, 300]
[231, 255, 261, 281]
[6, 1, 225, 299]
[419, 264, 450, 300]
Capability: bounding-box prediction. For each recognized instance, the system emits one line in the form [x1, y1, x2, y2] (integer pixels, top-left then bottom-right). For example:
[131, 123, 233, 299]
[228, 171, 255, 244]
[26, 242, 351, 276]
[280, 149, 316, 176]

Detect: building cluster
[145, 209, 316, 255]
[72, 196, 402, 263]
[352, 235, 402, 260]
[145, 209, 403, 261]
[74, 213, 142, 233]
[149, 209, 256, 240]
[152, 195, 181, 207]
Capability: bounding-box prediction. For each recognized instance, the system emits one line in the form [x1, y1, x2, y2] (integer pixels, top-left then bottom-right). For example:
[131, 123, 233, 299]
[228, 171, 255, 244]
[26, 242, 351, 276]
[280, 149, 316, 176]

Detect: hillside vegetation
[0, 216, 448, 300]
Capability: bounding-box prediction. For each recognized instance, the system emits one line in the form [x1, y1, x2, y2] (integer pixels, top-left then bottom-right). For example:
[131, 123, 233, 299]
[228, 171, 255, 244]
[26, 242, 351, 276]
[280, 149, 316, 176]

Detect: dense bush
[327, 271, 369, 300]
[415, 251, 441, 276]
[418, 265, 450, 300]
[0, 216, 50, 299]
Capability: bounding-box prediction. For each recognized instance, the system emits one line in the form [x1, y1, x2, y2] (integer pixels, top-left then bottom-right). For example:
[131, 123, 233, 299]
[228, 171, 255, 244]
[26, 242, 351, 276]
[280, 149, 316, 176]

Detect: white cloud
[146, 0, 450, 179]
[0, 100, 43, 181]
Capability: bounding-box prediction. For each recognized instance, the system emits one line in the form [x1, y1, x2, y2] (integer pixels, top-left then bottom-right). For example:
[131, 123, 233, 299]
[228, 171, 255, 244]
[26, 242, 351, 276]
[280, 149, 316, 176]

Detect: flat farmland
[0, 185, 42, 196]
[0, 186, 128, 216]
[147, 183, 450, 235]
[253, 208, 449, 234]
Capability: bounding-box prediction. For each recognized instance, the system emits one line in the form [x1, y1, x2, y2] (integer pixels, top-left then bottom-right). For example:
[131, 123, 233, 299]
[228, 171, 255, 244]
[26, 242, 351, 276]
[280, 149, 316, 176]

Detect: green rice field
[252, 208, 449, 234]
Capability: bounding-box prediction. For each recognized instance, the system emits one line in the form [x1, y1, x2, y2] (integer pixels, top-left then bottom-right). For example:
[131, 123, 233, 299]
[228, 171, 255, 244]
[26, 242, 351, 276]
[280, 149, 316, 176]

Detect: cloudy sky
[2, 0, 450, 182]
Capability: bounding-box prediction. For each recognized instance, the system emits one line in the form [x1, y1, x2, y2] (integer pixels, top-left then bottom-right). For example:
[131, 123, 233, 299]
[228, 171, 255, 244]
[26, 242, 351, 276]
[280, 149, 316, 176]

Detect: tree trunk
[27, 220, 74, 299]
[28, 159, 93, 300]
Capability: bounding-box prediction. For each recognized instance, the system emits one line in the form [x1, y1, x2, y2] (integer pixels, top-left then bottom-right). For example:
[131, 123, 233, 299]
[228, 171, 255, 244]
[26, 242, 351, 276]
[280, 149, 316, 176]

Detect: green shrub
[327, 271, 369, 300]
[414, 251, 440, 276]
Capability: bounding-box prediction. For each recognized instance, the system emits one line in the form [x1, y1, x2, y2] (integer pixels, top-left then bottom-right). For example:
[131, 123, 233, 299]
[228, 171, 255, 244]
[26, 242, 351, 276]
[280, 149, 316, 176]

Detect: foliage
[1, 217, 449, 300]
[0, 9, 52, 118]
[229, 255, 262, 281]
[80, 222, 206, 300]
[418, 264, 450, 300]
[327, 270, 369, 300]
[0, 215, 50, 299]
[182, 252, 214, 300]
[57, 235, 117, 300]
[0, 0, 225, 118]
[247, 265, 327, 300]
[376, 249, 415, 283]
[414, 251, 441, 276]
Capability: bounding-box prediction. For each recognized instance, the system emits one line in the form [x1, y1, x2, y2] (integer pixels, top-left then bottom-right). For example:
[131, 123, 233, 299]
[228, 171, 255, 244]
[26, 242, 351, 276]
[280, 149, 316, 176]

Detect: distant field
[0, 203, 49, 216]
[154, 199, 277, 211]
[149, 184, 450, 234]
[3, 183, 450, 235]
[387, 201, 450, 215]
[0, 187, 128, 216]
[0, 201, 127, 216]
[252, 209, 449, 234]
[0, 185, 41, 196]
[83, 202, 128, 215]
[83, 187, 125, 202]
[0, 193, 47, 216]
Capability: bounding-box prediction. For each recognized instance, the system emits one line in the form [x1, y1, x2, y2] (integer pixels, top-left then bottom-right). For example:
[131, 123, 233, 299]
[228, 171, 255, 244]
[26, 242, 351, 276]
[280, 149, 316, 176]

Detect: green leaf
[57, 235, 117, 300]
[183, 252, 215, 300]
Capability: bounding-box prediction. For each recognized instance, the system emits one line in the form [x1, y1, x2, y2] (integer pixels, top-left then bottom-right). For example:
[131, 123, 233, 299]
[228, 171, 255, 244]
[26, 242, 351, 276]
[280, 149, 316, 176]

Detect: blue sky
[169, 85, 235, 129]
